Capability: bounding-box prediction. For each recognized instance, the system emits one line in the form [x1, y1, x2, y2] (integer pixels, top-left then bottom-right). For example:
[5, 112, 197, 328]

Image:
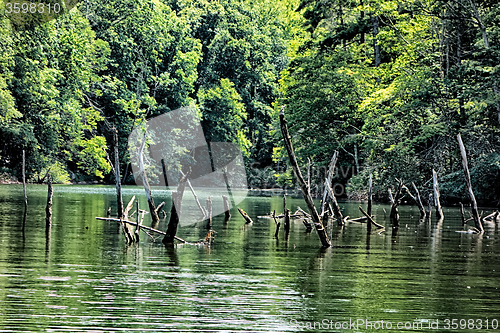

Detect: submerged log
[163, 170, 191, 245]
[280, 105, 331, 247]
[432, 169, 444, 220]
[238, 208, 254, 224]
[359, 206, 384, 229]
[457, 134, 483, 232]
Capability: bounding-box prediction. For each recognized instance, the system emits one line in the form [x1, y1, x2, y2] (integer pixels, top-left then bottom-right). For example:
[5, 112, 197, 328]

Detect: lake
[0, 184, 499, 332]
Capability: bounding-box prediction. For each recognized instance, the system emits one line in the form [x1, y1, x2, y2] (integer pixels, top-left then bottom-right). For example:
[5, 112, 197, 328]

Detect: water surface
[0, 184, 499, 332]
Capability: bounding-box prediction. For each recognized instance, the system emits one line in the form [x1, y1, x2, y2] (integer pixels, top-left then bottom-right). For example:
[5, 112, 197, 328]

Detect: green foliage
[198, 78, 250, 155]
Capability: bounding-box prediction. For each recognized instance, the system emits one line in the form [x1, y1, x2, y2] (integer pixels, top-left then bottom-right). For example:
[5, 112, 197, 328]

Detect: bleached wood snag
[457, 134, 483, 232]
[279, 105, 331, 247]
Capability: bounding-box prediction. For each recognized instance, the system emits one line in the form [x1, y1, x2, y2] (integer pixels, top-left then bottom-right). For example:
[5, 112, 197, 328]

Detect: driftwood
[45, 176, 53, 227]
[238, 208, 254, 224]
[359, 206, 384, 229]
[163, 170, 191, 245]
[432, 169, 444, 220]
[280, 105, 330, 247]
[156, 201, 165, 214]
[321, 151, 339, 217]
[138, 132, 160, 227]
[457, 134, 483, 232]
[96, 217, 192, 244]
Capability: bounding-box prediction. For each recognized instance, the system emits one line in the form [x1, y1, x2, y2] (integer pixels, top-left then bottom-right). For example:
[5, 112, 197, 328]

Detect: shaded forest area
[1, 0, 499, 206]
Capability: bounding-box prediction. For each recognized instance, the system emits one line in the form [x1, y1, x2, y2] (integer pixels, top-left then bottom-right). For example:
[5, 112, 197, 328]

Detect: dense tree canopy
[0, 0, 498, 205]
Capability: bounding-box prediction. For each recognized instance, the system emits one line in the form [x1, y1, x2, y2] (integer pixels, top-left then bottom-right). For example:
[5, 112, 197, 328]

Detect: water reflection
[0, 185, 499, 331]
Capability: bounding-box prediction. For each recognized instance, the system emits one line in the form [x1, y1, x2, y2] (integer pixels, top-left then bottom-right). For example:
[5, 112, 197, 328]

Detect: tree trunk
[163, 170, 191, 245]
[432, 169, 444, 219]
[284, 208, 290, 238]
[138, 133, 160, 226]
[206, 196, 212, 230]
[367, 174, 373, 216]
[389, 180, 402, 226]
[321, 151, 339, 217]
[22, 150, 27, 208]
[45, 176, 53, 227]
[238, 208, 254, 224]
[371, 15, 381, 67]
[359, 206, 384, 229]
[114, 129, 124, 219]
[457, 134, 483, 232]
[325, 179, 344, 226]
[181, 169, 206, 218]
[280, 106, 331, 247]
[411, 182, 426, 219]
[223, 195, 231, 221]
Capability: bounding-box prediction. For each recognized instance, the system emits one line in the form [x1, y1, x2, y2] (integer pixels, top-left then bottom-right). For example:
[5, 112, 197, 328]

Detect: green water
[0, 184, 499, 332]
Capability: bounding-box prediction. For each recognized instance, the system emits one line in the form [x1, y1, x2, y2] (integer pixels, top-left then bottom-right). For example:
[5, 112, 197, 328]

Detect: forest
[1, 0, 499, 207]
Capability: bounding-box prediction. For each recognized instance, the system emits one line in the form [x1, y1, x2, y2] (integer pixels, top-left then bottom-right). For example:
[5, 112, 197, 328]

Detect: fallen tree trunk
[238, 208, 254, 224]
[280, 105, 331, 247]
[359, 206, 385, 229]
[457, 134, 483, 232]
[96, 217, 191, 244]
